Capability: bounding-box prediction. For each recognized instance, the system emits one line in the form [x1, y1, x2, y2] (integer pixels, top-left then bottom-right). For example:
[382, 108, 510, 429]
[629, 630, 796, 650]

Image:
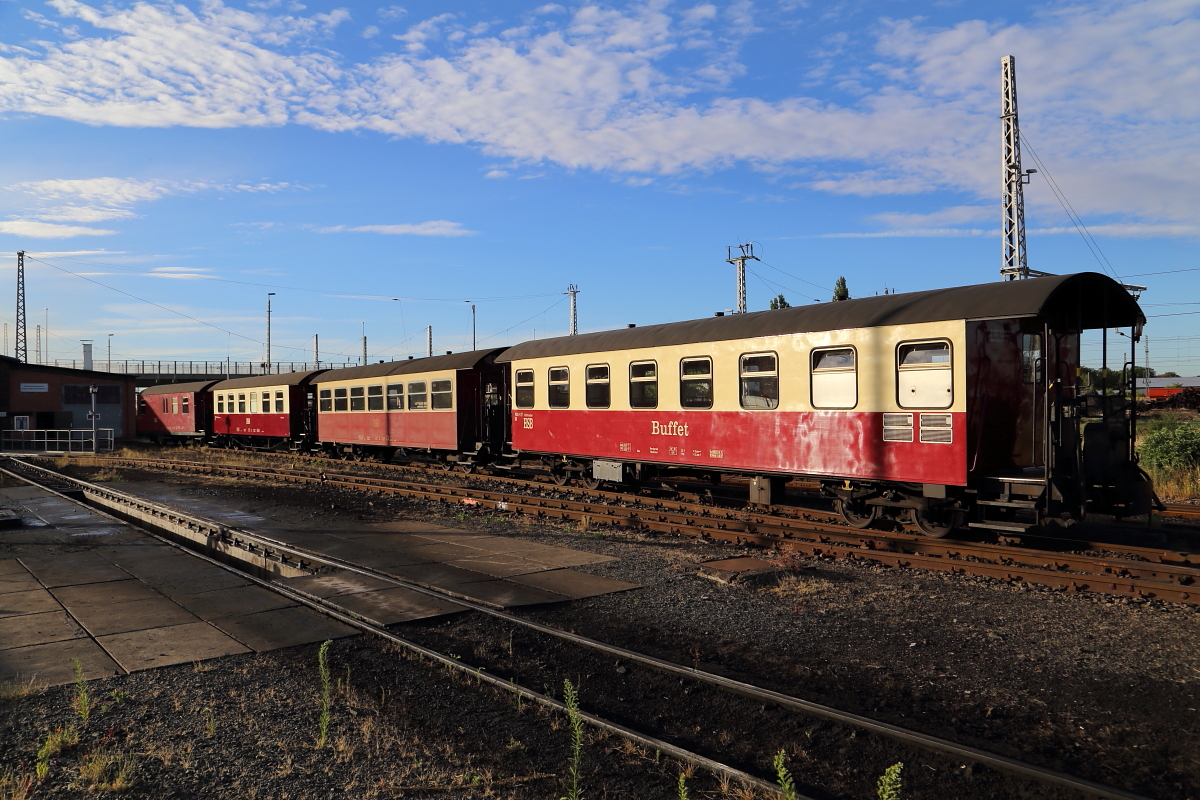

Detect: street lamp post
[89, 384, 98, 454]
[107, 334, 113, 372]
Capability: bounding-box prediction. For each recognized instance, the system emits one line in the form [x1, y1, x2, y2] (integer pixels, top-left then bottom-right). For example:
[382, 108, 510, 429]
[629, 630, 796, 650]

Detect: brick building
[0, 356, 139, 438]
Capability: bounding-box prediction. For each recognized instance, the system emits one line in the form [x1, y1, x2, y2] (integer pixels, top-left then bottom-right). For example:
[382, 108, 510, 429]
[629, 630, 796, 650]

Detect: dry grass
[77, 749, 137, 791]
[88, 468, 125, 482]
[1143, 464, 1200, 502]
[0, 675, 44, 702]
[759, 573, 832, 600]
[0, 767, 34, 800]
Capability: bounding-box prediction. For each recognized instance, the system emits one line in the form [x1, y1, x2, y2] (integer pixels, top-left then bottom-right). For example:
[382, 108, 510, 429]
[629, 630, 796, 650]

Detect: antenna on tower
[565, 285, 579, 336]
[15, 251, 27, 363]
[726, 243, 758, 313]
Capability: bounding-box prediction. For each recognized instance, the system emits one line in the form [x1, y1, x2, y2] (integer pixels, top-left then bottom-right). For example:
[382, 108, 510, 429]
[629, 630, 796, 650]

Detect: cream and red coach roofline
[497, 272, 1145, 362]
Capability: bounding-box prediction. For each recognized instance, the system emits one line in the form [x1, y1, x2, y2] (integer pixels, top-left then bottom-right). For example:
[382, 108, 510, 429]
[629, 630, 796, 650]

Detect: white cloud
[0, 220, 117, 237]
[319, 221, 477, 236]
[362, 25, 379, 38]
[484, 169, 508, 179]
[0, 0, 1197, 226]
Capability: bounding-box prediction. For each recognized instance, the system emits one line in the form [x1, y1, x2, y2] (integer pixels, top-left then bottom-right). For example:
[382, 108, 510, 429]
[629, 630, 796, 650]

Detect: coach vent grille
[883, 413, 914, 442]
[920, 413, 953, 443]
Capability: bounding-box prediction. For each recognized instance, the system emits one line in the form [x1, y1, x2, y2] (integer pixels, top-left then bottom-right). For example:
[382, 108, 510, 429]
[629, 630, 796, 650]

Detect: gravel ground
[5, 461, 1198, 799]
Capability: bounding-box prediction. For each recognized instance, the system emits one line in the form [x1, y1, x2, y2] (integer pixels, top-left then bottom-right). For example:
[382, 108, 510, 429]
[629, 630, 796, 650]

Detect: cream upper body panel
[315, 370, 457, 412]
[214, 385, 292, 414]
[507, 320, 966, 414]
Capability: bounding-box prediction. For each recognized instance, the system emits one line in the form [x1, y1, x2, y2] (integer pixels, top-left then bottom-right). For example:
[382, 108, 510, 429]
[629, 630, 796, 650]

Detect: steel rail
[4, 457, 1160, 800]
[0, 459, 786, 798]
[66, 455, 1200, 603]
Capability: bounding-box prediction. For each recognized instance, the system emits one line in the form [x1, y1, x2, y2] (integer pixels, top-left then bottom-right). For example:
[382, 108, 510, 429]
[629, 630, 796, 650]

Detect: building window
[368, 385, 384, 411]
[431, 379, 453, 409]
[387, 384, 403, 410]
[548, 367, 570, 408]
[629, 361, 658, 408]
[350, 386, 365, 411]
[1021, 334, 1042, 384]
[515, 370, 534, 409]
[681, 358, 713, 409]
[333, 387, 347, 412]
[238, 393, 247, 413]
[585, 364, 610, 409]
[740, 353, 779, 410]
[811, 348, 857, 409]
[319, 389, 332, 412]
[250, 392, 258, 413]
[182, 396, 189, 414]
[898, 341, 953, 409]
[408, 381, 428, 410]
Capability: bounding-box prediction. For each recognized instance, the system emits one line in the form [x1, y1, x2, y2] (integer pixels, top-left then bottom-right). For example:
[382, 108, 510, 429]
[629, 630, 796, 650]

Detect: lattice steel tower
[565, 284, 579, 335]
[15, 251, 27, 362]
[726, 244, 758, 313]
[1000, 56, 1033, 280]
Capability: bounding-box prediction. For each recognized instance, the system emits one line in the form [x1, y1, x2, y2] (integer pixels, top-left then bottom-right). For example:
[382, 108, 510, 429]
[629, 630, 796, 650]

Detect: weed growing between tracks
[876, 762, 904, 800]
[316, 640, 332, 748]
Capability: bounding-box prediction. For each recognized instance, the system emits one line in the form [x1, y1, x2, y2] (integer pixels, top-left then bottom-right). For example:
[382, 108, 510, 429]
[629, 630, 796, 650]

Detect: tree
[832, 277, 850, 302]
[770, 294, 790, 310]
[1160, 371, 1180, 378]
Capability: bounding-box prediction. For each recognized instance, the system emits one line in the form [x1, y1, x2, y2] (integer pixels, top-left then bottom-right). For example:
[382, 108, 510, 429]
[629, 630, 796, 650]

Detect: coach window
[548, 368, 570, 408]
[681, 358, 714, 409]
[276, 390, 285, 412]
[408, 381, 428, 410]
[182, 396, 189, 414]
[350, 386, 366, 411]
[811, 348, 857, 409]
[515, 370, 535, 409]
[251, 392, 260, 413]
[387, 384, 403, 410]
[740, 353, 779, 409]
[333, 387, 348, 412]
[629, 361, 658, 408]
[319, 389, 332, 412]
[586, 364, 610, 408]
[161, 397, 168, 413]
[431, 380, 453, 409]
[262, 393, 272, 413]
[171, 397, 179, 414]
[238, 393, 247, 413]
[1020, 334, 1042, 384]
[367, 385, 384, 411]
[898, 341, 952, 409]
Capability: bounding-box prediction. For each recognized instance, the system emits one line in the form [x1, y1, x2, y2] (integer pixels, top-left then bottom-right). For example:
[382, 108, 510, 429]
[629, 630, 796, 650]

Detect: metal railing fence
[2, 429, 115, 453]
[46, 360, 358, 377]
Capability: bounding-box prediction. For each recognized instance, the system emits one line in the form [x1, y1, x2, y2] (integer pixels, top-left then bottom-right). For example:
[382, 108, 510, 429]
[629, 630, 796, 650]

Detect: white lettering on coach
[650, 421, 689, 436]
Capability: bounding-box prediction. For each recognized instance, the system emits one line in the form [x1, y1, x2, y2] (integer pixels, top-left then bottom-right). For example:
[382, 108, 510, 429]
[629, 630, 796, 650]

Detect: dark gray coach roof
[313, 348, 506, 383]
[210, 369, 328, 392]
[141, 380, 220, 396]
[497, 272, 1145, 362]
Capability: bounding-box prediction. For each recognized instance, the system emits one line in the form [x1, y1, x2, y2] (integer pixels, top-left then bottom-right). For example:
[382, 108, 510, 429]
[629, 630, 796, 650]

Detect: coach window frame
[275, 390, 285, 412]
[319, 389, 332, 412]
[182, 396, 189, 414]
[333, 387, 348, 412]
[386, 384, 403, 411]
[514, 369, 535, 409]
[350, 386, 366, 411]
[548, 367, 570, 409]
[408, 381, 428, 410]
[585, 364, 610, 409]
[238, 393, 247, 413]
[171, 396, 179, 415]
[896, 339, 953, 410]
[431, 379, 453, 409]
[262, 393, 272, 413]
[629, 360, 658, 409]
[739, 352, 779, 410]
[367, 385, 384, 411]
[810, 346, 858, 409]
[680, 357, 714, 409]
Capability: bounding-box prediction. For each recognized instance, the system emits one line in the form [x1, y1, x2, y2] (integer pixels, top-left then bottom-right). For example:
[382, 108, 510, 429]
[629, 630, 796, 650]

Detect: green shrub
[1139, 422, 1200, 470]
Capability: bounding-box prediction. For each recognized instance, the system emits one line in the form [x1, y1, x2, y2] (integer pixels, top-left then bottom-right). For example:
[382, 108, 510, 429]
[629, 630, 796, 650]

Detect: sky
[0, 0, 1197, 373]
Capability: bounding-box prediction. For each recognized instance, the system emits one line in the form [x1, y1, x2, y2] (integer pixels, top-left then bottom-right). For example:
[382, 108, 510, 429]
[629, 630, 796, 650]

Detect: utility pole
[15, 251, 26, 363]
[1000, 56, 1038, 280]
[726, 244, 758, 313]
[35, 325, 41, 364]
[425, 326, 432, 358]
[361, 323, 367, 366]
[565, 285, 579, 335]
[107, 334, 113, 372]
[471, 304, 476, 349]
[44, 309, 49, 365]
[266, 293, 275, 370]
[314, 334, 319, 368]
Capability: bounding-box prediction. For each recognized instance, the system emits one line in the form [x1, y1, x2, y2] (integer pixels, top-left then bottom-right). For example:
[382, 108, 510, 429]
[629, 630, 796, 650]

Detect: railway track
[0, 456, 1157, 800]
[47, 453, 1200, 605]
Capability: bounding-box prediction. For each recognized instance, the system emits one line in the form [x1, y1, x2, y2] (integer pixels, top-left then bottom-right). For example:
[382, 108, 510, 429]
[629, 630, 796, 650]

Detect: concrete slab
[509, 569, 641, 599]
[173, 585, 297, 621]
[98, 622, 251, 671]
[402, 542, 500, 561]
[0, 572, 43, 595]
[387, 562, 500, 588]
[0, 610, 87, 650]
[52, 579, 164, 608]
[69, 597, 202, 637]
[446, 554, 555, 578]
[20, 553, 132, 588]
[450, 579, 570, 607]
[312, 541, 437, 570]
[278, 570, 396, 598]
[0, 637, 123, 686]
[210, 607, 357, 652]
[92, 544, 182, 565]
[119, 560, 252, 596]
[0, 559, 29, 576]
[331, 588, 466, 626]
[0, 589, 64, 618]
[499, 546, 617, 568]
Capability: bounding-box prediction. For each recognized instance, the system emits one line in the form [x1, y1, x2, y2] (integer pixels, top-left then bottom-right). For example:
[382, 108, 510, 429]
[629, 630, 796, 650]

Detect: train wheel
[838, 498, 878, 529]
[582, 478, 602, 490]
[456, 462, 475, 474]
[910, 505, 964, 538]
[550, 471, 570, 486]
